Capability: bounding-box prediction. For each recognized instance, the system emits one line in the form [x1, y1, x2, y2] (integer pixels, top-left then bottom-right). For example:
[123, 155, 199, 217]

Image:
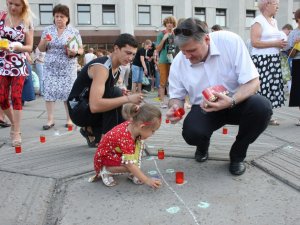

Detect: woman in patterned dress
[0, 0, 34, 146]
[37, 4, 84, 130]
[287, 9, 300, 126]
[90, 103, 162, 189]
[250, 0, 287, 125]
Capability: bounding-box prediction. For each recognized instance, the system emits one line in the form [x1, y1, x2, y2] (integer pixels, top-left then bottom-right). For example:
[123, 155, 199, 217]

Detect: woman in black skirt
[287, 8, 300, 126]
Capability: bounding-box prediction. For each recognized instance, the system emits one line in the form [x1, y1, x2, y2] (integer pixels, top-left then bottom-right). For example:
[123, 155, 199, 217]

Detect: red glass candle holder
[202, 85, 229, 102]
[222, 127, 228, 135]
[45, 34, 52, 41]
[174, 108, 185, 118]
[158, 149, 165, 160]
[15, 145, 22, 154]
[176, 171, 184, 184]
[67, 124, 73, 131]
[40, 134, 46, 143]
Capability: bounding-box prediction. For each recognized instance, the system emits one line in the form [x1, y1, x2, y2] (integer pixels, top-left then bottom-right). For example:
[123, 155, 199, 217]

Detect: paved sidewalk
[0, 93, 299, 225]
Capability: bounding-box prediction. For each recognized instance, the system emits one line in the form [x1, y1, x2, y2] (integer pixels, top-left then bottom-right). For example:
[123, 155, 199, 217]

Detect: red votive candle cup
[222, 127, 228, 135]
[174, 108, 185, 118]
[40, 134, 46, 143]
[15, 145, 22, 154]
[158, 149, 165, 160]
[68, 124, 73, 131]
[176, 171, 184, 184]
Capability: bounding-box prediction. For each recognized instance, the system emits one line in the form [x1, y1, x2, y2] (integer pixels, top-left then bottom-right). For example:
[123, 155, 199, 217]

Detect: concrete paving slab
[0, 130, 94, 179]
[57, 157, 300, 225]
[146, 124, 286, 161]
[0, 171, 55, 225]
[253, 144, 300, 191]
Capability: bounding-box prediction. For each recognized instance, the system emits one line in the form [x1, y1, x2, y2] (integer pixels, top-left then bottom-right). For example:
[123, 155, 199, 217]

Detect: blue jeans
[131, 65, 143, 83]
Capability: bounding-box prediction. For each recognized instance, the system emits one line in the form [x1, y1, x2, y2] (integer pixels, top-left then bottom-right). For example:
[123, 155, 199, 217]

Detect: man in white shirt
[166, 18, 272, 175]
[84, 48, 97, 65]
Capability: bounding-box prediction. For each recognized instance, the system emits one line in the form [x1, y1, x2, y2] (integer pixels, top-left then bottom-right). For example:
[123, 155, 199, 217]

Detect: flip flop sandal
[128, 174, 143, 185]
[100, 166, 117, 187]
[80, 127, 97, 148]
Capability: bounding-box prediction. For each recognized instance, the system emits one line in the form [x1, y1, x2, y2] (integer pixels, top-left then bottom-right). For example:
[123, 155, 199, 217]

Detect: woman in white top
[250, 0, 287, 125]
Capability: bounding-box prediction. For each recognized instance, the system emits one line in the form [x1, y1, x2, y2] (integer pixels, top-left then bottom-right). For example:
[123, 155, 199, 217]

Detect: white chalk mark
[197, 202, 210, 209]
[148, 170, 158, 175]
[146, 156, 155, 161]
[165, 168, 175, 173]
[166, 206, 180, 214]
[154, 160, 200, 225]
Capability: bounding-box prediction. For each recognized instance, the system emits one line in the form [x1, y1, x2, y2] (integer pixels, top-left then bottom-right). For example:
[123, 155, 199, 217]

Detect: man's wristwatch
[230, 96, 237, 108]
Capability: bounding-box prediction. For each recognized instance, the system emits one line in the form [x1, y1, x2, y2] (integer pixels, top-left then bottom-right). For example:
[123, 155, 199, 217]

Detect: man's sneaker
[195, 147, 208, 162]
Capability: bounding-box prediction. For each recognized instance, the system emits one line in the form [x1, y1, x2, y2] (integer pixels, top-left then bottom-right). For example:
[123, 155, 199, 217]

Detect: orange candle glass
[222, 127, 228, 135]
[157, 149, 165, 160]
[67, 124, 73, 131]
[15, 145, 22, 154]
[40, 134, 46, 143]
[176, 171, 184, 184]
[174, 108, 185, 118]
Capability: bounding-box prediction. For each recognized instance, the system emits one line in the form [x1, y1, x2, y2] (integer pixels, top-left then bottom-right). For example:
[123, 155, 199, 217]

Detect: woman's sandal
[10, 131, 22, 147]
[127, 174, 143, 185]
[269, 119, 280, 126]
[80, 127, 98, 148]
[99, 166, 117, 187]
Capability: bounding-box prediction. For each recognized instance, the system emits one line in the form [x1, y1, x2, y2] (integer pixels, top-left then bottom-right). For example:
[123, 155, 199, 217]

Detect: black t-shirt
[132, 47, 146, 67]
[68, 56, 121, 100]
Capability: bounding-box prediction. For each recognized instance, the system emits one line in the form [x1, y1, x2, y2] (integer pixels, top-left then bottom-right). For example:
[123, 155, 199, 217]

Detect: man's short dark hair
[114, 33, 138, 49]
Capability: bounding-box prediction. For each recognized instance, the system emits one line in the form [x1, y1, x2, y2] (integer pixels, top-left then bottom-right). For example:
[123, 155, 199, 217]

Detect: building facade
[1, 0, 299, 50]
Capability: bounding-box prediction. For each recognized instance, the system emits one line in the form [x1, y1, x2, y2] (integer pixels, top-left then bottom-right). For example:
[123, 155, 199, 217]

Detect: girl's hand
[145, 177, 162, 189]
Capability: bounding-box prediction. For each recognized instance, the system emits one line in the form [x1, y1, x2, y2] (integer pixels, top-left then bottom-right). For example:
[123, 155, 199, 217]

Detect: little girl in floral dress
[89, 103, 162, 189]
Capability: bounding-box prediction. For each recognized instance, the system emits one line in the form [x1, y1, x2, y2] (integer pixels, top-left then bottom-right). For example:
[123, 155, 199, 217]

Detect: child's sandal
[128, 174, 143, 185]
[100, 166, 117, 187]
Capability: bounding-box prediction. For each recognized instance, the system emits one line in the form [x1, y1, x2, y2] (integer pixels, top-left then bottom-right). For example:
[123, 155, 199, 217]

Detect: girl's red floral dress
[94, 121, 142, 177]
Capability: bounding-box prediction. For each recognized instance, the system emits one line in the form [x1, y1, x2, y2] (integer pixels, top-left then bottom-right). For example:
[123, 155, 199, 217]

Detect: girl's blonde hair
[7, 0, 34, 30]
[122, 103, 162, 129]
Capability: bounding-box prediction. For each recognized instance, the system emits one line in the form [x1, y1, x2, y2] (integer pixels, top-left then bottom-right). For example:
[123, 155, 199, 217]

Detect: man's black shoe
[195, 147, 208, 162]
[229, 162, 246, 175]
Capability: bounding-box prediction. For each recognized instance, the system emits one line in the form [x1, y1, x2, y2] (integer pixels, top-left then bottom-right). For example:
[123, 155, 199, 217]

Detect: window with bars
[103, 4, 116, 25]
[161, 6, 173, 21]
[39, 4, 53, 25]
[246, 10, 256, 27]
[194, 7, 206, 21]
[77, 4, 91, 25]
[138, 5, 151, 25]
[216, 8, 226, 27]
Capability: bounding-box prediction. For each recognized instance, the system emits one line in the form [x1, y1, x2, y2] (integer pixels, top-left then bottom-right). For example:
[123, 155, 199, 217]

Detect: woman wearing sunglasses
[166, 18, 272, 176]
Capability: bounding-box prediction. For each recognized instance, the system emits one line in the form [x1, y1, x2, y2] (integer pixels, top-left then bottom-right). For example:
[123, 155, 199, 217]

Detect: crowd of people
[0, 0, 299, 188]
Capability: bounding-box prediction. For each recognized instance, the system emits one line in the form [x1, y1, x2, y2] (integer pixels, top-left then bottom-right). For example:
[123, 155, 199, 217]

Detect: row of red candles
[14, 125, 74, 154]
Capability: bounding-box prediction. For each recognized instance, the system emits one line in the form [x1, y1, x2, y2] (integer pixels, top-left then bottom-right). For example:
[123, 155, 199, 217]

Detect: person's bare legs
[64, 101, 73, 125]
[45, 101, 55, 125]
[131, 82, 137, 93]
[137, 83, 142, 93]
